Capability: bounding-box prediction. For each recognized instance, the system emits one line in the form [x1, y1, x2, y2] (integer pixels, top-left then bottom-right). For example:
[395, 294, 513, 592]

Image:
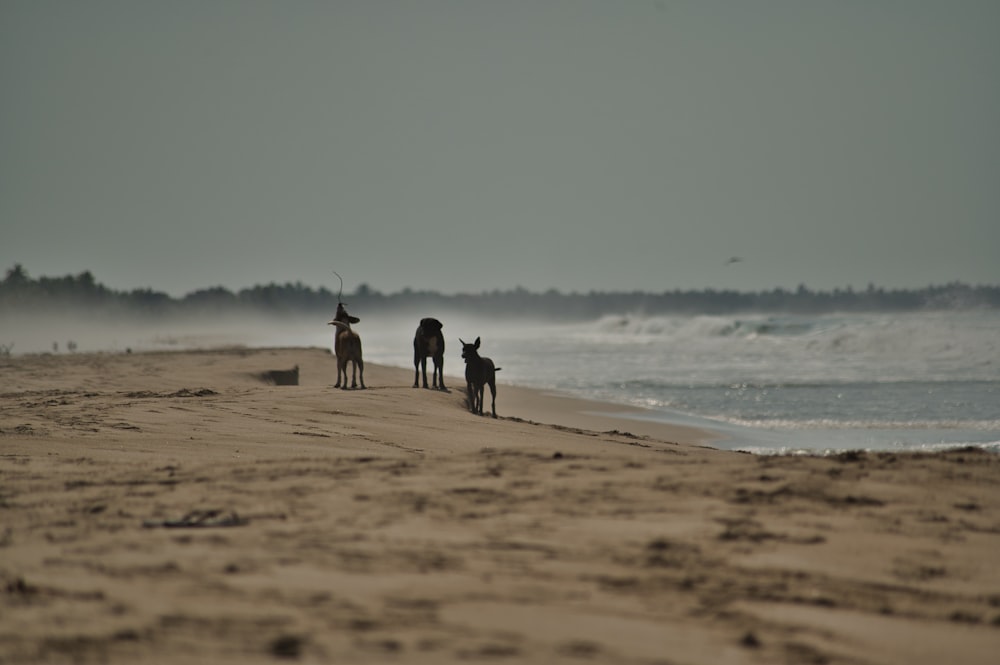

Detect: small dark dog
[413, 318, 446, 390]
[460, 337, 500, 417]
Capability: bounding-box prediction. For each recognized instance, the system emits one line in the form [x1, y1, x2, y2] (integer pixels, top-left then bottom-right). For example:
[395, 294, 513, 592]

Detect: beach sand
[1, 346, 998, 664]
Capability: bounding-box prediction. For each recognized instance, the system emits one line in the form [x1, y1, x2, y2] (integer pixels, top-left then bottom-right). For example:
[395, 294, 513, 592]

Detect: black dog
[413, 318, 446, 389]
[460, 337, 500, 417]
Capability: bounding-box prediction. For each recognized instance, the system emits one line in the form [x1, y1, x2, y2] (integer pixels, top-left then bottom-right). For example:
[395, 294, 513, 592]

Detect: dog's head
[419, 318, 444, 337]
[335, 302, 360, 324]
[459, 337, 481, 362]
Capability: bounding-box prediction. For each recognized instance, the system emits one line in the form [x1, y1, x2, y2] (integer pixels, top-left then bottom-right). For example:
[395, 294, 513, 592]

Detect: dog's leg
[434, 334, 445, 389]
[488, 381, 497, 418]
[335, 332, 345, 388]
[434, 355, 445, 390]
[357, 357, 366, 390]
[414, 340, 427, 388]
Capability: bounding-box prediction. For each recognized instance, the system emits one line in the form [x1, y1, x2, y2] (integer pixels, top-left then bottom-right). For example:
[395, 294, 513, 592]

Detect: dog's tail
[495, 367, 502, 372]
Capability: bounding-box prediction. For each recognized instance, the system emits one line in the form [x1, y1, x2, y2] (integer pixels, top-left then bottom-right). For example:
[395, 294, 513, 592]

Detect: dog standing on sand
[413, 318, 446, 390]
[460, 337, 500, 417]
[328, 303, 365, 389]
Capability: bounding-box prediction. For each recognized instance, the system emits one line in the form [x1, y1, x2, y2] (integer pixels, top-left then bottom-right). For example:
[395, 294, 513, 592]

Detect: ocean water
[356, 309, 1000, 455]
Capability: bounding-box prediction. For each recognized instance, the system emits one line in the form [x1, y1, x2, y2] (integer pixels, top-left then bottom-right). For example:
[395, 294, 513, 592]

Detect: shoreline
[2, 346, 999, 664]
[2, 345, 718, 450]
[6, 344, 998, 456]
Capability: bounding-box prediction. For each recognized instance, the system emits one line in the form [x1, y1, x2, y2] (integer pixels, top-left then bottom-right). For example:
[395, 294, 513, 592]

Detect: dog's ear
[474, 337, 481, 349]
[459, 338, 466, 346]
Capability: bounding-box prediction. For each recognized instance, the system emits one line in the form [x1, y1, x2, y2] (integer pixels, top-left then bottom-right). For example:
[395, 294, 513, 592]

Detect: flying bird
[724, 256, 744, 266]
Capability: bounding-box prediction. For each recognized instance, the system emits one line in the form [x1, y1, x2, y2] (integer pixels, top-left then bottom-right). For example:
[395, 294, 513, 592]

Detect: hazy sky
[2, 1, 998, 297]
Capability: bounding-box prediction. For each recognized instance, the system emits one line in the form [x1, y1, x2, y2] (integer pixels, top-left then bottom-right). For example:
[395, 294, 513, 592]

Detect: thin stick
[332, 271, 344, 302]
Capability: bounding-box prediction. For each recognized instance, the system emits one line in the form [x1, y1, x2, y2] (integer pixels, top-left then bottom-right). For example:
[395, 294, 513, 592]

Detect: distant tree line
[2, 264, 998, 320]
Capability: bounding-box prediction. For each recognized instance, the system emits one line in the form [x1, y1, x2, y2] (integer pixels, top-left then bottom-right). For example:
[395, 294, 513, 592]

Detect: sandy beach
[1, 346, 999, 664]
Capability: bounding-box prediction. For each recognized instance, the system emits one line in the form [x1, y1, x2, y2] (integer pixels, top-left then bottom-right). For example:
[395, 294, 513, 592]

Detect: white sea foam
[734, 441, 1000, 457]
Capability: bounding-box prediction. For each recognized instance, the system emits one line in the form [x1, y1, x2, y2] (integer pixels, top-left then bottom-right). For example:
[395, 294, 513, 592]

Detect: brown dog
[328, 304, 365, 389]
